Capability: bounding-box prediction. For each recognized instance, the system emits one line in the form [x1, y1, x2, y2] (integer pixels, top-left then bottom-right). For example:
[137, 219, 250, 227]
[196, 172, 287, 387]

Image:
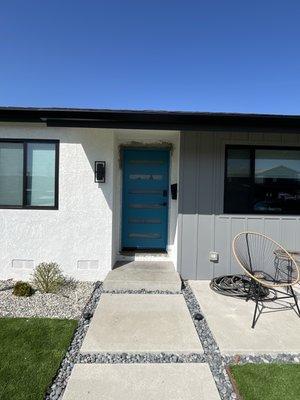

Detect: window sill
[222, 212, 300, 217]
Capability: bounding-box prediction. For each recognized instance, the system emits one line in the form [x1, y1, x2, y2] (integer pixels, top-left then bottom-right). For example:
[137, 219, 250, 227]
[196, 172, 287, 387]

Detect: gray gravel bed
[0, 280, 95, 319]
[45, 281, 104, 399]
[223, 353, 300, 365]
[78, 352, 205, 363]
[182, 282, 237, 400]
[46, 281, 300, 400]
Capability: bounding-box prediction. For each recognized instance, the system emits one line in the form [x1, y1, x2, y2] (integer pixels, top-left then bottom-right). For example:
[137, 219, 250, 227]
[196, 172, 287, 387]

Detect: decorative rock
[45, 279, 300, 400]
[0, 280, 94, 319]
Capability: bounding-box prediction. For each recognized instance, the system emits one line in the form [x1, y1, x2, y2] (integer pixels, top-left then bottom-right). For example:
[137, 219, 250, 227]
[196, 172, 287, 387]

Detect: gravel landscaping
[0, 280, 95, 319]
[45, 281, 104, 399]
[46, 282, 234, 400]
[77, 352, 206, 363]
[223, 353, 300, 365]
[44, 280, 300, 400]
[182, 282, 236, 400]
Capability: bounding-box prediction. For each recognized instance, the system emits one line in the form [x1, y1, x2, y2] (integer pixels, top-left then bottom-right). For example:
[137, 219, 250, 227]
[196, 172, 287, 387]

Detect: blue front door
[122, 148, 170, 250]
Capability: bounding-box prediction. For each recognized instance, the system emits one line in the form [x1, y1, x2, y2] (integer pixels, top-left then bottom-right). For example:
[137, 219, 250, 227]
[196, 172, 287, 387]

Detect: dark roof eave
[0, 106, 300, 132]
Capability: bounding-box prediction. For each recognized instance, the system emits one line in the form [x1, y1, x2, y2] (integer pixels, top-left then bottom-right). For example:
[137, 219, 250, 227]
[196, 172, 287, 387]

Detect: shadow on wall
[65, 129, 179, 266]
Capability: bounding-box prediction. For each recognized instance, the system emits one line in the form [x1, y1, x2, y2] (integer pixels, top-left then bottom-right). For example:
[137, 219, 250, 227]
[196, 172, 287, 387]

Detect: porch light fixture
[95, 161, 106, 183]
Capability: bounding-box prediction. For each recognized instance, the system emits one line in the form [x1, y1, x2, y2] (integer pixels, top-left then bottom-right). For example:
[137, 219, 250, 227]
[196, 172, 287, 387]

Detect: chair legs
[290, 286, 300, 317]
[250, 283, 300, 329]
[245, 278, 254, 302]
[251, 282, 261, 329]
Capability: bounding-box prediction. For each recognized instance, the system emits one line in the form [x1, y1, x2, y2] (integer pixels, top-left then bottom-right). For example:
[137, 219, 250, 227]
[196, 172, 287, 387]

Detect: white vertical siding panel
[197, 215, 214, 279]
[230, 217, 247, 274]
[264, 218, 281, 243]
[280, 218, 298, 250]
[214, 217, 231, 276]
[247, 218, 264, 233]
[295, 218, 300, 250]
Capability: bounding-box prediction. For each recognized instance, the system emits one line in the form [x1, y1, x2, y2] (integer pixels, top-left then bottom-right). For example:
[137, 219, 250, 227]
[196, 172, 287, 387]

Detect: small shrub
[13, 281, 34, 297]
[32, 262, 64, 293]
[63, 276, 77, 290]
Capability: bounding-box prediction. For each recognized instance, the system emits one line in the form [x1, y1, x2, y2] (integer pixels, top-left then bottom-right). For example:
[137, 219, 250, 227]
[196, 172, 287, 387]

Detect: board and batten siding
[178, 130, 300, 280]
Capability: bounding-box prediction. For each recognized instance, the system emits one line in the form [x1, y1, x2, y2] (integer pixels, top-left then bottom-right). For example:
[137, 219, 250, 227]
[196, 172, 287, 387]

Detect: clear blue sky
[1, 1, 300, 114]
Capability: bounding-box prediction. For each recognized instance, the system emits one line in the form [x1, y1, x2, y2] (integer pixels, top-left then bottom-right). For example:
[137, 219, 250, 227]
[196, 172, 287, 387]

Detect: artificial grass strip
[0, 318, 77, 400]
[230, 363, 300, 400]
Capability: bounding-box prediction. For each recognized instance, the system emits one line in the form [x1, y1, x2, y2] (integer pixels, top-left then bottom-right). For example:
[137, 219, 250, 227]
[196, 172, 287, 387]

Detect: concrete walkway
[62, 280, 220, 399]
[190, 280, 300, 354]
[63, 363, 220, 400]
[103, 261, 182, 291]
[81, 293, 203, 354]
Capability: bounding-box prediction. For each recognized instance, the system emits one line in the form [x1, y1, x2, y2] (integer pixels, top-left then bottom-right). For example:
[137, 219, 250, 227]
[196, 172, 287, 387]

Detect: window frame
[0, 139, 59, 210]
[224, 144, 300, 215]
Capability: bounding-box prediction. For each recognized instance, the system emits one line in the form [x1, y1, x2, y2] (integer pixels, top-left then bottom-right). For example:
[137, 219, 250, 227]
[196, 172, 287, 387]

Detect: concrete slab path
[62, 363, 220, 400]
[81, 293, 203, 354]
[190, 280, 300, 354]
[103, 261, 182, 291]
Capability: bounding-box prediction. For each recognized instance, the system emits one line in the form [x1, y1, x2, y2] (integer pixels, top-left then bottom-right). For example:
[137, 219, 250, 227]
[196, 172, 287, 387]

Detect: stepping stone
[103, 261, 182, 291]
[81, 294, 203, 354]
[62, 363, 220, 400]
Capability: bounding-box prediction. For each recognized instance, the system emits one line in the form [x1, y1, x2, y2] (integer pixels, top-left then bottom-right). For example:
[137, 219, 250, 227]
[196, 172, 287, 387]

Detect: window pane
[226, 148, 251, 178]
[26, 143, 56, 206]
[224, 149, 251, 213]
[254, 149, 300, 214]
[0, 143, 23, 205]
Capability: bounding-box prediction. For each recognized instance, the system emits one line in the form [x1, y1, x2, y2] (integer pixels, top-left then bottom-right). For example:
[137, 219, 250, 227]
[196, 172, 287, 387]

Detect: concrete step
[116, 252, 171, 262]
[103, 261, 182, 292]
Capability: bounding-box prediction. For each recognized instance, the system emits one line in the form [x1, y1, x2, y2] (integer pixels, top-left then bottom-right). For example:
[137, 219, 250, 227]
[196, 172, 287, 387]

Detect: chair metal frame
[232, 231, 300, 328]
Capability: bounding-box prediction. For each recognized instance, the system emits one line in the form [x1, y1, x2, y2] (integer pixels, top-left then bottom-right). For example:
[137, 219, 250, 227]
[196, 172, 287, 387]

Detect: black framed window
[0, 140, 59, 209]
[224, 145, 300, 215]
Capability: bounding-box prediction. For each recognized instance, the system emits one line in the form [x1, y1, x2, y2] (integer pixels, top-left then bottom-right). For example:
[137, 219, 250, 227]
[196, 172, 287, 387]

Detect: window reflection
[254, 150, 300, 214]
[0, 143, 23, 205]
[225, 147, 300, 214]
[224, 148, 252, 213]
[26, 143, 56, 206]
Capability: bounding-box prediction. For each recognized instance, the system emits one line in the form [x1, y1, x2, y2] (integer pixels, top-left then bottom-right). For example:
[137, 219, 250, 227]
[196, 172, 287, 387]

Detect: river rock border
[45, 282, 104, 400]
[45, 280, 299, 400]
[182, 282, 236, 400]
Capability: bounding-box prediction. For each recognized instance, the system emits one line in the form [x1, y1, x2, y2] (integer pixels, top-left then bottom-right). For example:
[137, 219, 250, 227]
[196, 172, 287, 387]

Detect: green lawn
[230, 364, 300, 400]
[0, 318, 77, 400]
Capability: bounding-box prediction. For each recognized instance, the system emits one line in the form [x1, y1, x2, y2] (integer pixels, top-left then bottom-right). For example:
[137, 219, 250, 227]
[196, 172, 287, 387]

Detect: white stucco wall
[0, 124, 115, 281]
[0, 125, 180, 282]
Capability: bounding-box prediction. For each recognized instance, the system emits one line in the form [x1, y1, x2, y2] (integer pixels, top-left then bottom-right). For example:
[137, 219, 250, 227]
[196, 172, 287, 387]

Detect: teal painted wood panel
[122, 149, 169, 250]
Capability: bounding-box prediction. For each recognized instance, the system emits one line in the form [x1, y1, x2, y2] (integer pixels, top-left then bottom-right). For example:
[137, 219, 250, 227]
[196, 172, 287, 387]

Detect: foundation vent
[77, 260, 99, 270]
